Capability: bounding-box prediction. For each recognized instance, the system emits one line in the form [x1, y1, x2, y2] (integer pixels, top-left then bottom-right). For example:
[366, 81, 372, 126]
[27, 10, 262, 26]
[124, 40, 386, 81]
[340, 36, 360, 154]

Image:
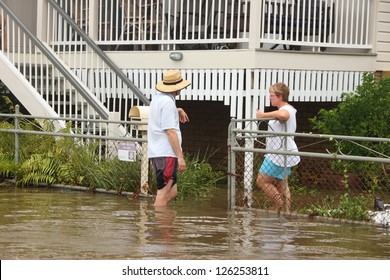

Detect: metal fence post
[128, 106, 150, 195]
[14, 105, 20, 167]
[283, 122, 288, 211]
[140, 132, 149, 195]
[228, 118, 236, 210]
[244, 123, 254, 208]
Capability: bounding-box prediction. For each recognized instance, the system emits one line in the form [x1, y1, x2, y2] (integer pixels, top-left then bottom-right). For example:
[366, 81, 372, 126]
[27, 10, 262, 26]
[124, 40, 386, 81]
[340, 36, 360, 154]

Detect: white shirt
[148, 92, 181, 158]
[266, 104, 300, 167]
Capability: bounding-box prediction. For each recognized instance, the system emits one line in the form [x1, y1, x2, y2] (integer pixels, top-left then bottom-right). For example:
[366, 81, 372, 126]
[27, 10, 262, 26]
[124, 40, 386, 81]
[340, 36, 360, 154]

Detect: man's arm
[177, 108, 189, 123]
[166, 128, 186, 172]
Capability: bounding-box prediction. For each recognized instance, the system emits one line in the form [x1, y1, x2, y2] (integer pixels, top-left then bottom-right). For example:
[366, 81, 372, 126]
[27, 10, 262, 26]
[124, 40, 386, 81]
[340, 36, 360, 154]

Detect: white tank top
[266, 104, 300, 167]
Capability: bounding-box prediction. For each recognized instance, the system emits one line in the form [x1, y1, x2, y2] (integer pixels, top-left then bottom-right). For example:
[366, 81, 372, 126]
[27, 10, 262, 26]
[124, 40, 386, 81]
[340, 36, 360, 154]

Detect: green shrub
[87, 157, 141, 193]
[16, 153, 63, 186]
[53, 137, 101, 188]
[305, 192, 370, 221]
[310, 73, 390, 141]
[0, 153, 15, 179]
[0, 122, 15, 158]
[176, 152, 225, 200]
[310, 72, 390, 191]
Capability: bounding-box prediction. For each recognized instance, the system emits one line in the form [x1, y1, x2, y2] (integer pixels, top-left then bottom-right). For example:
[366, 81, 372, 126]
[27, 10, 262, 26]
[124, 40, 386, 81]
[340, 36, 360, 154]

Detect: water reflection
[143, 205, 178, 259]
[153, 205, 176, 241]
[0, 185, 389, 259]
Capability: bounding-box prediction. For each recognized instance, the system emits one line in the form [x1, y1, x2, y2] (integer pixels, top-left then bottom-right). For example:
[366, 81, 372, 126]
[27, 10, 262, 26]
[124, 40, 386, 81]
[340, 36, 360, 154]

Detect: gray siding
[4, 0, 37, 35]
[377, 0, 390, 70]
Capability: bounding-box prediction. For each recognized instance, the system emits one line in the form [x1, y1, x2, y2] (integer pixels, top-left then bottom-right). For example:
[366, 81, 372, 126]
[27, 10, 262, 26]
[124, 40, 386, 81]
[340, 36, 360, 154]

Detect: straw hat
[155, 70, 191, 93]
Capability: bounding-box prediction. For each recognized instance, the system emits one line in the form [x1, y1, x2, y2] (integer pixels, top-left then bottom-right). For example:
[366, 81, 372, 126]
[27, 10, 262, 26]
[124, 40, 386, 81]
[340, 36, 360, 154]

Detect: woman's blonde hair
[269, 82, 290, 102]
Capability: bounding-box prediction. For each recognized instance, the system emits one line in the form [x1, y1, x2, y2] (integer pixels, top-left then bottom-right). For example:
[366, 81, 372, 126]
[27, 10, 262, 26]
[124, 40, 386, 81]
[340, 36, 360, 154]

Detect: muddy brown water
[0, 185, 389, 259]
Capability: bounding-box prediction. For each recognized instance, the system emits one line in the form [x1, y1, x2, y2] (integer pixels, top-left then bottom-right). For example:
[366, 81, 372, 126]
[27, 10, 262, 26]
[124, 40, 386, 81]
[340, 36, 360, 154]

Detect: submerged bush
[305, 192, 371, 221]
[176, 152, 225, 200]
[88, 157, 141, 193]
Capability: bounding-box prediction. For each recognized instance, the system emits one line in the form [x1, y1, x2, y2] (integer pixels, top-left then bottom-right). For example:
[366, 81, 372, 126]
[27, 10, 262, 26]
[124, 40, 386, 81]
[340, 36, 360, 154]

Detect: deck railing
[56, 0, 373, 52]
[92, 0, 251, 50]
[260, 0, 372, 51]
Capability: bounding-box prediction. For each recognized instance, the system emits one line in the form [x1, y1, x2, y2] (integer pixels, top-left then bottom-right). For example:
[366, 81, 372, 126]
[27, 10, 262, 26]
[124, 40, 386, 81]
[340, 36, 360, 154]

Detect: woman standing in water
[255, 83, 300, 212]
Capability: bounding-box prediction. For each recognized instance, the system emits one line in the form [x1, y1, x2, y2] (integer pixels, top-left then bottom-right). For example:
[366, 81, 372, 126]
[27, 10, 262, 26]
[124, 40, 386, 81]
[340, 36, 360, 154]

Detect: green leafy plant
[16, 153, 63, 186]
[87, 157, 141, 193]
[0, 81, 28, 116]
[306, 192, 370, 221]
[0, 153, 15, 179]
[176, 152, 225, 200]
[310, 73, 390, 140]
[0, 122, 15, 160]
[310, 72, 390, 191]
[53, 137, 101, 188]
[0, 82, 15, 115]
[19, 131, 57, 162]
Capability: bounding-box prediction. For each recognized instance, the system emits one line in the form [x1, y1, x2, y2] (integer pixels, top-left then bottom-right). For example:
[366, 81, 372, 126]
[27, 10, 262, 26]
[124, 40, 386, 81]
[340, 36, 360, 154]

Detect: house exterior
[0, 0, 389, 165]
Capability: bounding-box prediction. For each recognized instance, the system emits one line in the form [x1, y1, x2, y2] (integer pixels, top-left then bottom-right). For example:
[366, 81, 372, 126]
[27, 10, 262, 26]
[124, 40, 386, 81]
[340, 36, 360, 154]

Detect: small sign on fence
[117, 141, 137, 162]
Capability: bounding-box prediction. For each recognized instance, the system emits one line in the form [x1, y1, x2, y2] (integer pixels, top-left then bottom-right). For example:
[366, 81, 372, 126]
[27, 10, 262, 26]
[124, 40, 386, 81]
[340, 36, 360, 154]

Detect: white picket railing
[121, 68, 363, 118]
[57, 0, 373, 51]
[92, 0, 251, 50]
[261, 0, 372, 51]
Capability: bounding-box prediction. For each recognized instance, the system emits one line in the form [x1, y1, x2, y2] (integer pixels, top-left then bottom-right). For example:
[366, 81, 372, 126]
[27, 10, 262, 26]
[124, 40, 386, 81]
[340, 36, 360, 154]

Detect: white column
[249, 0, 261, 49]
[89, 0, 98, 40]
[36, 0, 49, 42]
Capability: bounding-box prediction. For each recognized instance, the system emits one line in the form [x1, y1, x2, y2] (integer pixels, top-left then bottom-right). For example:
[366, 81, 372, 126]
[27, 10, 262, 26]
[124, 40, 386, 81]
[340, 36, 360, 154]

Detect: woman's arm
[256, 109, 290, 121]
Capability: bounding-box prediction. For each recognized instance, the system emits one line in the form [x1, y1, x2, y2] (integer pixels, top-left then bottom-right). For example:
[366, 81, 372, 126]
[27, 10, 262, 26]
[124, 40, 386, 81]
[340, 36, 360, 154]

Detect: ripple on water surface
[0, 186, 389, 259]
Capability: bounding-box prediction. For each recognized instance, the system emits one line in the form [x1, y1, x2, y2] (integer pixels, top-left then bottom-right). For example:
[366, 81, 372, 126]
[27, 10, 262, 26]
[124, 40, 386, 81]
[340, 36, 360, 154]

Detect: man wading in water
[148, 70, 191, 207]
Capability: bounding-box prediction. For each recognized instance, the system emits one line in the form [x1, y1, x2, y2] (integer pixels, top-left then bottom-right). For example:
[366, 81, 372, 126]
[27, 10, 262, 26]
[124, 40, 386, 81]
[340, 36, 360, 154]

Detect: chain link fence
[227, 118, 390, 222]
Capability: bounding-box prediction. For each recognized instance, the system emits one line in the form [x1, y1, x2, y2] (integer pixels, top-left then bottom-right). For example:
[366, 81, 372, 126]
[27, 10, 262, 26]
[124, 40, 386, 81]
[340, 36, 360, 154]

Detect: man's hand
[177, 108, 189, 123]
[166, 128, 186, 173]
[177, 157, 186, 173]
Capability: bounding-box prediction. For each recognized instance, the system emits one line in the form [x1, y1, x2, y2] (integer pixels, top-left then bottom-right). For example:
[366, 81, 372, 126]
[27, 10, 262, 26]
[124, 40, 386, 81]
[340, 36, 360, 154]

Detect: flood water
[0, 185, 389, 260]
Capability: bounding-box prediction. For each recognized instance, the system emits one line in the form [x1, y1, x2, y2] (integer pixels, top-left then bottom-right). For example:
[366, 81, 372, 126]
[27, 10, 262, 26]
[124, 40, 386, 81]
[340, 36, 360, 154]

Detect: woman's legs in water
[256, 173, 290, 212]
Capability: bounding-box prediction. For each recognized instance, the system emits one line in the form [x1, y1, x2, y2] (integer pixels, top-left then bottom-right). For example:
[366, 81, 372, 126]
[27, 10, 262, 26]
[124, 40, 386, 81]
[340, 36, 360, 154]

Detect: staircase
[0, 0, 149, 137]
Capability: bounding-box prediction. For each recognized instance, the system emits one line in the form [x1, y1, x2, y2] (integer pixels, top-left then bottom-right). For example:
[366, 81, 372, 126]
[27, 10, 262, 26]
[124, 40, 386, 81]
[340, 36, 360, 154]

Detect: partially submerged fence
[227, 118, 390, 215]
[0, 107, 150, 194]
